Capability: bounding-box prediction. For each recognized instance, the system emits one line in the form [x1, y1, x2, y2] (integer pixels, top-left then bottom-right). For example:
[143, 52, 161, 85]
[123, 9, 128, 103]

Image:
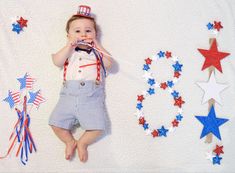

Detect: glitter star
[198, 38, 230, 73]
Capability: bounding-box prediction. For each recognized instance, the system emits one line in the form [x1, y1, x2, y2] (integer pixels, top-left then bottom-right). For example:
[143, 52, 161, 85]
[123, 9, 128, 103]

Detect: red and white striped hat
[77, 5, 93, 18]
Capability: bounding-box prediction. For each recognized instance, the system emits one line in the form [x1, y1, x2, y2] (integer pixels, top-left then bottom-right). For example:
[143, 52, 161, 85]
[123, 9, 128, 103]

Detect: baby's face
[68, 18, 96, 41]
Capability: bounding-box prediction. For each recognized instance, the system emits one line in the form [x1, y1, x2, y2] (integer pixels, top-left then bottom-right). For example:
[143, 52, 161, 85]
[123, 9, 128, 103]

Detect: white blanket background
[0, 0, 235, 172]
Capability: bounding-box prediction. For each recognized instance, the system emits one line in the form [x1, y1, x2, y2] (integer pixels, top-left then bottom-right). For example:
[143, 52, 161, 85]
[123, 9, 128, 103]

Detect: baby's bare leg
[51, 125, 77, 160]
[77, 130, 103, 162]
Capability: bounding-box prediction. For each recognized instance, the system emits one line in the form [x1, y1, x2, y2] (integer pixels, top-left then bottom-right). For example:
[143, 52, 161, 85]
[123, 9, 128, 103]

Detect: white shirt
[65, 50, 99, 81]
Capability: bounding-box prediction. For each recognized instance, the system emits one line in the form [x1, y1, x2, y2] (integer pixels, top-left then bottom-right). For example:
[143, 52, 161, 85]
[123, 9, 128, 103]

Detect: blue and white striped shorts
[49, 80, 106, 131]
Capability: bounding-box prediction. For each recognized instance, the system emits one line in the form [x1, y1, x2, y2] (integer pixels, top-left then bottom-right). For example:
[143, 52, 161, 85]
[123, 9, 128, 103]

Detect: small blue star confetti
[157, 126, 169, 137]
[171, 90, 179, 98]
[136, 103, 143, 110]
[207, 22, 214, 30]
[176, 114, 183, 121]
[148, 79, 156, 86]
[147, 88, 155, 95]
[12, 23, 22, 34]
[213, 155, 222, 165]
[167, 81, 174, 88]
[195, 105, 229, 140]
[143, 123, 149, 130]
[143, 64, 150, 71]
[172, 61, 183, 72]
[157, 51, 165, 58]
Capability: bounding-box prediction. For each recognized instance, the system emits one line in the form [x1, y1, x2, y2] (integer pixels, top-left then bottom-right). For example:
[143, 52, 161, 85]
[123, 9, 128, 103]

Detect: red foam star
[145, 57, 152, 65]
[137, 95, 144, 102]
[213, 145, 224, 155]
[198, 38, 230, 73]
[17, 17, 28, 28]
[214, 21, 223, 31]
[151, 130, 159, 137]
[174, 96, 185, 108]
[160, 82, 168, 89]
[139, 117, 146, 125]
[174, 71, 181, 78]
[172, 119, 179, 127]
[165, 51, 172, 58]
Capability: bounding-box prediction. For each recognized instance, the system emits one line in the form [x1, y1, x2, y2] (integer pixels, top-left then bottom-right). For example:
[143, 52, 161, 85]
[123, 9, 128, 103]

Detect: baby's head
[66, 5, 98, 42]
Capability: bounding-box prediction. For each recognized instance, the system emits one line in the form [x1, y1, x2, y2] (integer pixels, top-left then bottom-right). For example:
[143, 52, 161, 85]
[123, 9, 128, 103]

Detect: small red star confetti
[151, 130, 159, 137]
[213, 145, 224, 155]
[165, 51, 172, 58]
[174, 97, 185, 108]
[172, 119, 179, 127]
[139, 117, 146, 125]
[214, 21, 223, 31]
[17, 17, 28, 28]
[145, 57, 152, 65]
[198, 38, 230, 73]
[160, 82, 168, 89]
[137, 95, 145, 102]
[174, 71, 181, 78]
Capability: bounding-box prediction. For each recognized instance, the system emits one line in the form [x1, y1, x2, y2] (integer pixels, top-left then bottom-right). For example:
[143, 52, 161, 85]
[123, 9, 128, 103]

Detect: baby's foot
[76, 140, 88, 162]
[65, 139, 77, 160]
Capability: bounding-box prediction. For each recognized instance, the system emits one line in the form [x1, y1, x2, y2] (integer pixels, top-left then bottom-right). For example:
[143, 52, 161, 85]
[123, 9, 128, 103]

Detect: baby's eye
[76, 30, 80, 33]
[86, 30, 91, 33]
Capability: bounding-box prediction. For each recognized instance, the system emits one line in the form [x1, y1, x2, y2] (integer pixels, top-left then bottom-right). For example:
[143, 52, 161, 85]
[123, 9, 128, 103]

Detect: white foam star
[196, 72, 228, 105]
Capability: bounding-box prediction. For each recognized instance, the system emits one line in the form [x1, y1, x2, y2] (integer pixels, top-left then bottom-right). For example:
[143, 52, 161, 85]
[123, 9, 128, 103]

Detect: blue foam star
[12, 23, 23, 34]
[195, 105, 229, 140]
[213, 155, 222, 165]
[176, 114, 183, 121]
[167, 81, 174, 88]
[136, 103, 143, 110]
[171, 90, 179, 98]
[157, 51, 165, 58]
[28, 91, 39, 104]
[143, 123, 149, 130]
[157, 126, 169, 137]
[147, 88, 155, 95]
[3, 91, 15, 109]
[172, 61, 183, 72]
[207, 22, 214, 30]
[143, 64, 150, 71]
[17, 73, 27, 90]
[148, 79, 155, 86]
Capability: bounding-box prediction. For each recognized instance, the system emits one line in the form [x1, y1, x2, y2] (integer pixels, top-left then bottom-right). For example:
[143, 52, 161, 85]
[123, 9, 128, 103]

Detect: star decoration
[151, 130, 159, 137]
[12, 23, 22, 34]
[171, 90, 179, 98]
[3, 90, 21, 109]
[136, 103, 143, 110]
[167, 81, 174, 88]
[213, 145, 224, 155]
[207, 22, 214, 30]
[143, 123, 149, 130]
[165, 51, 172, 58]
[172, 119, 179, 127]
[196, 72, 228, 105]
[213, 155, 222, 165]
[142, 71, 153, 80]
[17, 17, 28, 28]
[176, 114, 183, 121]
[28, 90, 45, 109]
[214, 21, 223, 31]
[174, 96, 185, 108]
[143, 64, 150, 71]
[157, 51, 165, 58]
[172, 61, 183, 72]
[139, 117, 146, 125]
[147, 88, 155, 95]
[148, 79, 155, 86]
[205, 152, 213, 162]
[197, 38, 230, 73]
[137, 95, 145, 102]
[145, 58, 152, 65]
[174, 71, 181, 78]
[195, 105, 229, 140]
[157, 126, 169, 137]
[160, 82, 168, 89]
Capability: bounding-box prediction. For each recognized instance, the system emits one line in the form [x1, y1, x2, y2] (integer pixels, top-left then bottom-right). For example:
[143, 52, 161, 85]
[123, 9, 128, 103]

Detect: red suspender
[63, 58, 69, 82]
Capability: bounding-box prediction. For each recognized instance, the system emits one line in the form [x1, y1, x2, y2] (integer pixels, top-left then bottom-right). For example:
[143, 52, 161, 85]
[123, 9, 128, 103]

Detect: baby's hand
[67, 37, 79, 49]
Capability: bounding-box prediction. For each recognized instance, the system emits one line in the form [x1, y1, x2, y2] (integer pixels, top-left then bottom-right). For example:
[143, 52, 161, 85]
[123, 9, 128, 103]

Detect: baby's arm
[52, 39, 77, 68]
[92, 39, 112, 69]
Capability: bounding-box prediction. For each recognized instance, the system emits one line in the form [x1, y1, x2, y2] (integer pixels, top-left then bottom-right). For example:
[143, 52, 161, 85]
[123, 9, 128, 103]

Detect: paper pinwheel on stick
[1, 73, 45, 165]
